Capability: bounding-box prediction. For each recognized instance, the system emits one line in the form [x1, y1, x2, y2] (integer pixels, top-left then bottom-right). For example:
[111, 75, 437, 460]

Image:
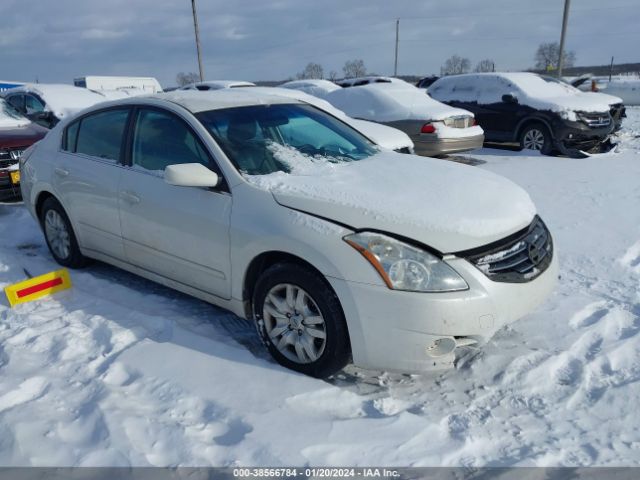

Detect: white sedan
[20, 89, 557, 377]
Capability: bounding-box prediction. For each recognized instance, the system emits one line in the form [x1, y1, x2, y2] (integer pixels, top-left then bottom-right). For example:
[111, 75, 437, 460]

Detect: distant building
[0, 81, 25, 92]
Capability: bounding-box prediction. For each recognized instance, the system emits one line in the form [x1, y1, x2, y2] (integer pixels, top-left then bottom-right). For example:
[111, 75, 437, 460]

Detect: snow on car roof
[181, 80, 257, 90]
[3, 84, 109, 118]
[338, 76, 404, 87]
[157, 89, 302, 113]
[280, 79, 341, 98]
[325, 80, 472, 122]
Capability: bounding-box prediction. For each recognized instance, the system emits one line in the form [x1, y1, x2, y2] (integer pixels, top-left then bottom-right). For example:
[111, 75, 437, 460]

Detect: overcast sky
[1, 0, 638, 87]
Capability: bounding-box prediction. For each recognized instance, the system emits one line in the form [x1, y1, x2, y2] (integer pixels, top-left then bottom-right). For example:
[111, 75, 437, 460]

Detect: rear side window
[64, 121, 80, 152]
[75, 109, 129, 162]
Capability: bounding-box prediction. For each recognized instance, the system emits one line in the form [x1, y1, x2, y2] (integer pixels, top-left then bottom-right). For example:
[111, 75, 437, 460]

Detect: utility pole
[191, 0, 205, 82]
[557, 0, 571, 78]
[609, 56, 615, 81]
[394, 18, 399, 76]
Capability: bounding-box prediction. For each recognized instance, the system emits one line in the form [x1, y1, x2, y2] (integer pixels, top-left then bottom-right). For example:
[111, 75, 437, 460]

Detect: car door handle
[120, 191, 141, 205]
[54, 167, 69, 177]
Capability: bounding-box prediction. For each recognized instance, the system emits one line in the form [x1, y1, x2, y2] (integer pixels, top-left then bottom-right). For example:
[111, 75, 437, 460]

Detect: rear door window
[75, 109, 130, 162]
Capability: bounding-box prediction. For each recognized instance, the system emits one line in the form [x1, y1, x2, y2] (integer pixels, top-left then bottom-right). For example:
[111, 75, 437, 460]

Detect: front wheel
[520, 123, 553, 155]
[252, 263, 351, 378]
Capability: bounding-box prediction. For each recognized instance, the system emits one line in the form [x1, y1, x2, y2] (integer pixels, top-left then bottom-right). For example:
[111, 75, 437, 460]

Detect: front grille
[579, 112, 611, 128]
[0, 146, 26, 168]
[0, 158, 17, 169]
[462, 216, 553, 283]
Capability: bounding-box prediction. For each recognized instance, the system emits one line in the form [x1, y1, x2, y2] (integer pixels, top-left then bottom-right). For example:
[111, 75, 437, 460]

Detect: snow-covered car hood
[531, 92, 619, 114]
[247, 152, 536, 252]
[582, 91, 623, 106]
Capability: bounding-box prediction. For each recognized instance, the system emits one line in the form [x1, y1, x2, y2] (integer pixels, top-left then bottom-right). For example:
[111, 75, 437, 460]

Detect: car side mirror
[34, 111, 52, 120]
[164, 163, 220, 188]
[502, 94, 518, 104]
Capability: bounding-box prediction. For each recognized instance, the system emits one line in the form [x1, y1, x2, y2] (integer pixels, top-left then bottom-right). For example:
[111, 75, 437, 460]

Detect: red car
[0, 99, 47, 201]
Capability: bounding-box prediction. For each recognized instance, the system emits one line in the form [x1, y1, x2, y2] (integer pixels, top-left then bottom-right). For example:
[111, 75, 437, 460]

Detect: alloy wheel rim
[262, 283, 327, 364]
[523, 129, 545, 150]
[45, 210, 71, 259]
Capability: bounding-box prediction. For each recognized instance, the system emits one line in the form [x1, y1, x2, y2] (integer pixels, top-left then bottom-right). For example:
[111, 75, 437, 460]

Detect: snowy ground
[0, 109, 639, 467]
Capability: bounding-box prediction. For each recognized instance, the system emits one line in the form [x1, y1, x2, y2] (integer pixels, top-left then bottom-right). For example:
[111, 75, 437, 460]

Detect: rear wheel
[520, 123, 553, 155]
[40, 197, 88, 268]
[252, 263, 350, 378]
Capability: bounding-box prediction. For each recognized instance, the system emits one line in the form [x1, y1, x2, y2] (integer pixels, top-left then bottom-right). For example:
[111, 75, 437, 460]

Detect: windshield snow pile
[0, 99, 30, 128]
[325, 80, 472, 123]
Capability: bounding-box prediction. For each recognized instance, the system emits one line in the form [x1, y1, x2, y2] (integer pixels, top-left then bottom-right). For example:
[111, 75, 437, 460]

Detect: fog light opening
[425, 337, 456, 357]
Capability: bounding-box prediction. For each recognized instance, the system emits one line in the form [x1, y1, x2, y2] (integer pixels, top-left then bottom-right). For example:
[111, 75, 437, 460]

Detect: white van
[74, 76, 163, 93]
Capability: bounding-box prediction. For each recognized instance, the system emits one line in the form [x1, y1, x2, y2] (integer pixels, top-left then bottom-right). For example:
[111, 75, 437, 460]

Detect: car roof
[181, 80, 257, 90]
[339, 76, 404, 87]
[146, 89, 303, 113]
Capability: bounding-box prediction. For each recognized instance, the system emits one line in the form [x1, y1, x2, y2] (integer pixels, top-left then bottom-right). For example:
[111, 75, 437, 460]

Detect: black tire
[39, 197, 88, 268]
[252, 263, 351, 378]
[519, 122, 554, 155]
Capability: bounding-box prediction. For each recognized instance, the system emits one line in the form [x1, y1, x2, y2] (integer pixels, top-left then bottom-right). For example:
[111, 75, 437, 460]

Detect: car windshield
[0, 98, 27, 121]
[539, 74, 581, 92]
[196, 103, 378, 175]
[511, 74, 580, 97]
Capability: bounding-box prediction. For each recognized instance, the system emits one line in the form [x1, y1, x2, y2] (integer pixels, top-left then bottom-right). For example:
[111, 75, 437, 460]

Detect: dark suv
[0, 99, 47, 201]
[428, 72, 622, 156]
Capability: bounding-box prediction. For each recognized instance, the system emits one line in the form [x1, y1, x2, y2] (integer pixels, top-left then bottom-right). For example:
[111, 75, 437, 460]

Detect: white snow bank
[429, 72, 616, 114]
[0, 99, 30, 128]
[326, 80, 473, 123]
[246, 148, 535, 252]
[599, 79, 640, 106]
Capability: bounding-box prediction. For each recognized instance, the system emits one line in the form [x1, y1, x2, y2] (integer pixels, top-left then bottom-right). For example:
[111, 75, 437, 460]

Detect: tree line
[176, 42, 576, 86]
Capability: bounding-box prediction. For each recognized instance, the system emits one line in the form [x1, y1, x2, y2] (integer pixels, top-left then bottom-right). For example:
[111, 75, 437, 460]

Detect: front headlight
[343, 232, 468, 292]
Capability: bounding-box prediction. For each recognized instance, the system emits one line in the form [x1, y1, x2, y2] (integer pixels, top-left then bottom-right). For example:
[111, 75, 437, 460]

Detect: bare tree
[328, 70, 338, 81]
[176, 72, 200, 86]
[534, 42, 576, 71]
[296, 62, 324, 80]
[474, 59, 495, 72]
[342, 59, 367, 78]
[440, 55, 471, 75]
